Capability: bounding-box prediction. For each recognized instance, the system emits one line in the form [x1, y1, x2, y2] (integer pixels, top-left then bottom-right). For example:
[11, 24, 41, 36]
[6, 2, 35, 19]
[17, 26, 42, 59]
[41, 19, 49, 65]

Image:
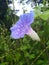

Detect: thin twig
[31, 45, 49, 65]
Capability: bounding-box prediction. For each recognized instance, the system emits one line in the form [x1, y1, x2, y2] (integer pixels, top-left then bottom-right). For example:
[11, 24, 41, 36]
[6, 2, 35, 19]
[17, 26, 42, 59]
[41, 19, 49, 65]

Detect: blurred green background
[0, 0, 49, 65]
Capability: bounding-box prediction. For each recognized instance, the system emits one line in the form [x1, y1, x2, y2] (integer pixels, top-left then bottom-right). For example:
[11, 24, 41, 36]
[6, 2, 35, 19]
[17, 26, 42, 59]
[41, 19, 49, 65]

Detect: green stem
[31, 45, 49, 65]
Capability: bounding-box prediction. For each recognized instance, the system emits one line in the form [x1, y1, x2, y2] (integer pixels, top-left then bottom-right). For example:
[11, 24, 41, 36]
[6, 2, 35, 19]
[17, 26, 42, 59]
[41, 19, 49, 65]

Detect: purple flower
[10, 11, 40, 41]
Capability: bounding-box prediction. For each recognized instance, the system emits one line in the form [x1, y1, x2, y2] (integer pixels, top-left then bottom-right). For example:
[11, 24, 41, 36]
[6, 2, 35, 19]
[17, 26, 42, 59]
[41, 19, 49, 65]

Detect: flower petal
[10, 28, 25, 39]
[10, 11, 35, 39]
[20, 11, 34, 26]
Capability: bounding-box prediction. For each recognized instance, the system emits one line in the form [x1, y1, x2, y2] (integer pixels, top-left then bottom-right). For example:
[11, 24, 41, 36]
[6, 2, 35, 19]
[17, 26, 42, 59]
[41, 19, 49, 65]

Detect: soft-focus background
[0, 0, 49, 65]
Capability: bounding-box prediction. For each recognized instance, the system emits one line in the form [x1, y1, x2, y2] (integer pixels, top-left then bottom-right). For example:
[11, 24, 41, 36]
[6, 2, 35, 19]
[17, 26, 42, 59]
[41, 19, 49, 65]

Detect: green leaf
[0, 62, 8, 65]
[15, 52, 21, 61]
[46, 41, 49, 45]
[20, 45, 28, 51]
[36, 60, 43, 65]
[29, 54, 35, 59]
[43, 22, 49, 38]
[40, 10, 49, 20]
[24, 52, 29, 57]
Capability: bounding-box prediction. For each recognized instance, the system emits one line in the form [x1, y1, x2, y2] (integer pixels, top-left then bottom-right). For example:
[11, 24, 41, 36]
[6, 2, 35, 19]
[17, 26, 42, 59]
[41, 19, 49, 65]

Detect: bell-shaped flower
[10, 11, 40, 41]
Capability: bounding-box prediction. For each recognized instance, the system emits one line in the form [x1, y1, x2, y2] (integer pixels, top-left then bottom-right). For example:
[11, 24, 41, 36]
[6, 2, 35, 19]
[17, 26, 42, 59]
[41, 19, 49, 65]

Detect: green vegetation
[0, 0, 49, 65]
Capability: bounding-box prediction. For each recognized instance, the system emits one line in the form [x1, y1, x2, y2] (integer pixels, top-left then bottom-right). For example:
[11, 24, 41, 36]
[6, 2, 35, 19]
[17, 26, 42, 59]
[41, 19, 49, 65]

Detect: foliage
[0, 0, 49, 65]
